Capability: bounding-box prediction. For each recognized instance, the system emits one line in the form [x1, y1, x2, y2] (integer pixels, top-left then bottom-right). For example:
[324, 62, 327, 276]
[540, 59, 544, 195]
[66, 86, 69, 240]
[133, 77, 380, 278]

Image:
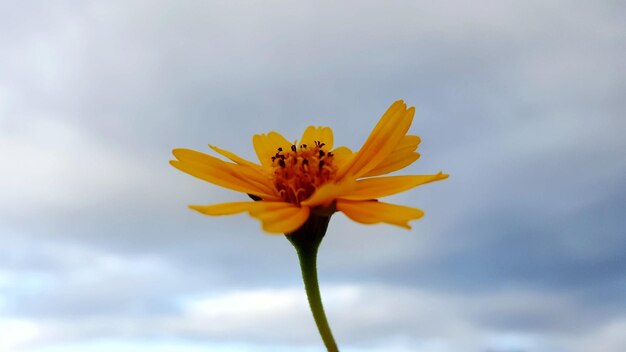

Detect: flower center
[271, 141, 336, 205]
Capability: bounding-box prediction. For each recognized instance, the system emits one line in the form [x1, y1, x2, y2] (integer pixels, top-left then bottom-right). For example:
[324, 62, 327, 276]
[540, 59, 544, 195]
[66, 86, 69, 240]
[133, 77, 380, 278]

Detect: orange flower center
[271, 141, 337, 205]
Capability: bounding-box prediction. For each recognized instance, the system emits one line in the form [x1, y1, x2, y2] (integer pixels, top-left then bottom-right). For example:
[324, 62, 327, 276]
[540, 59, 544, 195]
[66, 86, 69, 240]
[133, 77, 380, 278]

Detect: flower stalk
[286, 214, 339, 352]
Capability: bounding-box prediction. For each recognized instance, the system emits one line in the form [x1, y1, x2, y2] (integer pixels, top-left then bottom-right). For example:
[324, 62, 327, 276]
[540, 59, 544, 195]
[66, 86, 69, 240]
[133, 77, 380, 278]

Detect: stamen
[271, 140, 337, 205]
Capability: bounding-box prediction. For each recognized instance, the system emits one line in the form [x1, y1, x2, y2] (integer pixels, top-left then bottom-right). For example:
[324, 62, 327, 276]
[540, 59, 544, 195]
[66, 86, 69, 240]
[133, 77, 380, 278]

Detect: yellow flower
[170, 100, 448, 234]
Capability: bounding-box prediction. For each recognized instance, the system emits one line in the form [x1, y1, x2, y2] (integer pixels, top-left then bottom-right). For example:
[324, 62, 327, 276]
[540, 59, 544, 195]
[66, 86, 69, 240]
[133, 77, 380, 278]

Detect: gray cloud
[1, 0, 625, 351]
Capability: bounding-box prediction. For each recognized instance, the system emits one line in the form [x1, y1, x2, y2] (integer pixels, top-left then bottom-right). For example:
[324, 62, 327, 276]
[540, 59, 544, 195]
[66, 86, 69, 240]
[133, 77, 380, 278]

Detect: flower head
[170, 100, 447, 234]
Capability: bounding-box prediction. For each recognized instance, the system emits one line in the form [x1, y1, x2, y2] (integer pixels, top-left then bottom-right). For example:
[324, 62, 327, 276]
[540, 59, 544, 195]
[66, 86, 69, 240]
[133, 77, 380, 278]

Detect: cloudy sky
[1, 1, 625, 351]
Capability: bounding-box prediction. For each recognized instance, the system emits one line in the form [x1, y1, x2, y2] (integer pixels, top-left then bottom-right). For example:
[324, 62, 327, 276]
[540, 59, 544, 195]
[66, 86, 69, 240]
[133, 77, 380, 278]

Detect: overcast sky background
[1, 1, 625, 351]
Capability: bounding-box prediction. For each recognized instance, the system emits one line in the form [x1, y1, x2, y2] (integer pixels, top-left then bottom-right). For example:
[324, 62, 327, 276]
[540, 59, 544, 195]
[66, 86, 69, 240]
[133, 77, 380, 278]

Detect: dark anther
[303, 159, 309, 165]
[302, 144, 307, 148]
[279, 159, 286, 168]
[278, 147, 283, 151]
[319, 160, 324, 169]
[319, 143, 325, 148]
[319, 150, 325, 157]
[291, 145, 297, 152]
[271, 156, 276, 161]
[279, 154, 285, 160]
[327, 152, 334, 157]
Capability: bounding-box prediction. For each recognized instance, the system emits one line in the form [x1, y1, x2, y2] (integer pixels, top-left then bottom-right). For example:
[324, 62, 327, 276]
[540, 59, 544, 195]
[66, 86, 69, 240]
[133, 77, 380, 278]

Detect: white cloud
[0, 319, 41, 351]
[7, 283, 619, 352]
[0, 117, 141, 210]
[570, 318, 626, 352]
[0, 1, 624, 351]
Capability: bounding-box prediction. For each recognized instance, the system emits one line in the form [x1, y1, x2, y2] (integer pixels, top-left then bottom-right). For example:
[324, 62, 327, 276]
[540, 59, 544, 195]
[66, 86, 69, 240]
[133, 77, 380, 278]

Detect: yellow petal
[337, 101, 415, 179]
[362, 134, 421, 177]
[250, 204, 310, 234]
[190, 201, 310, 234]
[189, 201, 255, 215]
[336, 199, 424, 229]
[172, 149, 273, 192]
[300, 126, 334, 150]
[209, 144, 262, 170]
[342, 173, 449, 200]
[300, 178, 357, 208]
[396, 135, 421, 152]
[171, 149, 278, 200]
[253, 132, 293, 167]
[362, 152, 420, 177]
[330, 146, 354, 169]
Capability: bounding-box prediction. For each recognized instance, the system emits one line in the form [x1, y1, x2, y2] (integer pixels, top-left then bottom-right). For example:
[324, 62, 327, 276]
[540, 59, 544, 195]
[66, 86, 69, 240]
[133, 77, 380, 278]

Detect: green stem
[287, 214, 339, 352]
